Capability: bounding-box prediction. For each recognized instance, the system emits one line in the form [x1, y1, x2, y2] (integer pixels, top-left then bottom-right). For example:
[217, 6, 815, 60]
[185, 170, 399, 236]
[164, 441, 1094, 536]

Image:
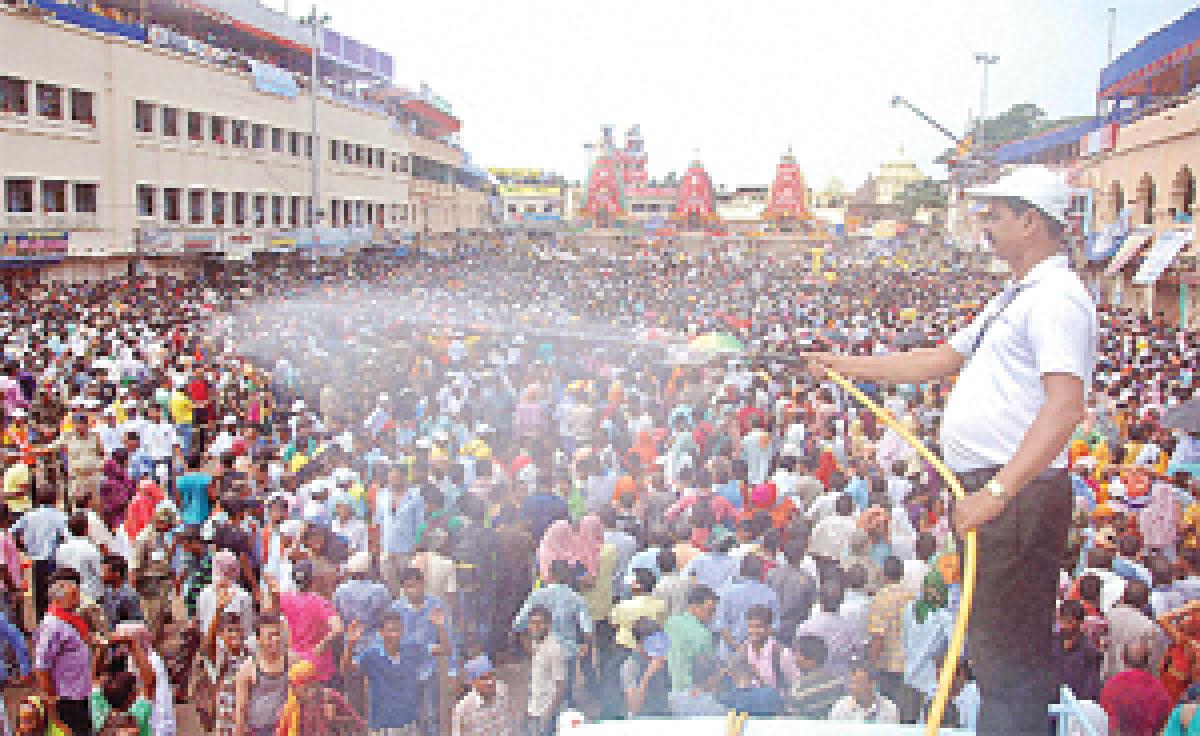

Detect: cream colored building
[1, 4, 489, 280]
[716, 187, 767, 222]
[812, 177, 847, 228]
[1080, 91, 1200, 325]
[874, 149, 928, 206]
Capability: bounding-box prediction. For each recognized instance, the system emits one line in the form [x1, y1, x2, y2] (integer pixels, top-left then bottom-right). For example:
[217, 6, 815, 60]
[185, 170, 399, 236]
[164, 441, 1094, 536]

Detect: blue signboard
[32, 0, 146, 42]
[251, 61, 299, 99]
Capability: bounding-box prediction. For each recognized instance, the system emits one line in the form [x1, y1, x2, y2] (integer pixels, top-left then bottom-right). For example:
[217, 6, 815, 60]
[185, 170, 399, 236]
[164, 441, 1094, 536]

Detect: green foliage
[936, 103, 1090, 163]
[896, 179, 948, 217]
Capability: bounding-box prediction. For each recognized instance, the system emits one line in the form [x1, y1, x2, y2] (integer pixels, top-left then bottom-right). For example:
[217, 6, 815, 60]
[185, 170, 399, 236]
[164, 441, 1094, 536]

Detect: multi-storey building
[1, 0, 490, 281]
[490, 168, 566, 227]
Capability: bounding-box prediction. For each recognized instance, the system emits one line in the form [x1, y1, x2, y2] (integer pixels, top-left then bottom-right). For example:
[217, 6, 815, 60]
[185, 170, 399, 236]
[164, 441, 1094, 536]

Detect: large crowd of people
[0, 238, 1196, 736]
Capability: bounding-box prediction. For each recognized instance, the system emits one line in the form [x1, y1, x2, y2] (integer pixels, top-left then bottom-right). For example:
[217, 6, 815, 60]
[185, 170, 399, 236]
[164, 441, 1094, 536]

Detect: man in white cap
[805, 165, 1097, 734]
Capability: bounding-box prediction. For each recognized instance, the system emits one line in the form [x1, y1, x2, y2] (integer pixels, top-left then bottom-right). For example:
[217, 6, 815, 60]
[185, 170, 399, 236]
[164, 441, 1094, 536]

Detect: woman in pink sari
[536, 515, 605, 581]
[537, 519, 578, 581]
[576, 514, 604, 577]
[268, 561, 343, 683]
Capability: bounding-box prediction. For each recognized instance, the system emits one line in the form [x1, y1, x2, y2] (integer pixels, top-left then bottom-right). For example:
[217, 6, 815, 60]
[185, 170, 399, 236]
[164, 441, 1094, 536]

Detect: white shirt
[141, 421, 179, 460]
[95, 423, 125, 456]
[147, 650, 176, 736]
[56, 536, 104, 601]
[528, 633, 568, 717]
[902, 559, 931, 596]
[809, 514, 857, 562]
[829, 693, 899, 722]
[941, 255, 1097, 472]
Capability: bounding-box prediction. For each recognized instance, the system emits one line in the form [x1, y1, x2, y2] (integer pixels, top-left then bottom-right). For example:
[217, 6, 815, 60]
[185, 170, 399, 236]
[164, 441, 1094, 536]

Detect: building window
[330, 198, 341, 227]
[289, 132, 301, 157]
[525, 204, 537, 214]
[70, 89, 94, 125]
[271, 195, 284, 226]
[187, 111, 204, 141]
[1110, 182, 1124, 220]
[354, 145, 365, 166]
[161, 107, 179, 137]
[137, 184, 156, 217]
[251, 124, 266, 150]
[36, 83, 63, 119]
[271, 127, 283, 153]
[289, 196, 302, 226]
[231, 120, 247, 148]
[41, 180, 66, 214]
[212, 192, 227, 225]
[233, 192, 247, 226]
[134, 101, 155, 133]
[74, 183, 97, 214]
[253, 194, 267, 226]
[330, 139, 339, 162]
[544, 204, 554, 213]
[164, 188, 181, 222]
[343, 143, 353, 165]
[304, 135, 313, 159]
[1138, 174, 1156, 227]
[188, 189, 206, 224]
[0, 76, 29, 115]
[507, 204, 517, 213]
[5, 179, 34, 213]
[210, 116, 226, 145]
[1173, 166, 1195, 218]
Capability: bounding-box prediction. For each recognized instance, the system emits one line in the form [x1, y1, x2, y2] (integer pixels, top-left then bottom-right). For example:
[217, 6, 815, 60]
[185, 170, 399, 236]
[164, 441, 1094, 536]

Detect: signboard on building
[1134, 227, 1195, 285]
[137, 228, 175, 254]
[1, 230, 69, 258]
[269, 231, 298, 252]
[182, 233, 219, 251]
[251, 61, 299, 98]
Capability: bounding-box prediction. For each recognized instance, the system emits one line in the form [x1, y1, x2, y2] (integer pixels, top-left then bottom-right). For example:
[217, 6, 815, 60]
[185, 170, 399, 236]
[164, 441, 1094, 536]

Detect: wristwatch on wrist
[984, 479, 1007, 499]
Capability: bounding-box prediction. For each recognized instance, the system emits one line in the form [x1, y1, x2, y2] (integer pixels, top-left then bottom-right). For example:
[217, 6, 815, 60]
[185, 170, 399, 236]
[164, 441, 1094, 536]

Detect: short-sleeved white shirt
[941, 255, 1097, 473]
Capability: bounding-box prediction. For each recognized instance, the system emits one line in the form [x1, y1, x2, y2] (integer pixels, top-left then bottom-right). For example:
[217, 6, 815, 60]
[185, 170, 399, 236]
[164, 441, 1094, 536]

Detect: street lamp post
[301, 6, 330, 229]
[974, 53, 999, 150]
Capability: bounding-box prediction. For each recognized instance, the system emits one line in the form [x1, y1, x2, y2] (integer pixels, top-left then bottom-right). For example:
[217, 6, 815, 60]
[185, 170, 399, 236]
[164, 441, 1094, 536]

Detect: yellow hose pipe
[822, 369, 976, 736]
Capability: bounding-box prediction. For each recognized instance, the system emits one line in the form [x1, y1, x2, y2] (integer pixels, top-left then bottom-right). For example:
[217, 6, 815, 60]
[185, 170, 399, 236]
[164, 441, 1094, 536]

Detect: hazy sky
[274, 0, 1193, 190]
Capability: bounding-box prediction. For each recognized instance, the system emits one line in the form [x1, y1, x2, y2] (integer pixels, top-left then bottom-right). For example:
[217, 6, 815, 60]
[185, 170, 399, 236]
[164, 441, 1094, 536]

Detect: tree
[936, 102, 1089, 163]
[896, 179, 947, 219]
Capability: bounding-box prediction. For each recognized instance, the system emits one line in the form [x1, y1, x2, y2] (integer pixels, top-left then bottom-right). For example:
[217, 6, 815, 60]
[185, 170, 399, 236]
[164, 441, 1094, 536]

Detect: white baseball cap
[965, 165, 1072, 226]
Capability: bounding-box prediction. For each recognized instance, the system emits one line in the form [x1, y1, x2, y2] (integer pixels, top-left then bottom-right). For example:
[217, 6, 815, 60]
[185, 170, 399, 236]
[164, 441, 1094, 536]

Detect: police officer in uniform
[806, 166, 1097, 734]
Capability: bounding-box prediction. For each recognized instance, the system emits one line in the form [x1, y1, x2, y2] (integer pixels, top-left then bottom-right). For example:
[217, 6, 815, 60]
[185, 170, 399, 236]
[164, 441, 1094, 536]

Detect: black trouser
[32, 558, 55, 621]
[958, 467, 1072, 736]
[876, 669, 921, 724]
[56, 697, 92, 736]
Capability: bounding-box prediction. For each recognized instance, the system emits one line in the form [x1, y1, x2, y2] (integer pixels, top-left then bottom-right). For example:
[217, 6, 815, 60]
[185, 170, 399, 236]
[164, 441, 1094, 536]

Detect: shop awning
[1105, 226, 1155, 275]
[993, 118, 1104, 164]
[1099, 7, 1200, 98]
[1134, 227, 1195, 284]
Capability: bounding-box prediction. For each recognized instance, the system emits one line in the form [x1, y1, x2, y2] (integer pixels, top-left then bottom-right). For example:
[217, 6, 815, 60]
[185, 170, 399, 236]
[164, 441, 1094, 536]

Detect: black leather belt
[956, 466, 1069, 491]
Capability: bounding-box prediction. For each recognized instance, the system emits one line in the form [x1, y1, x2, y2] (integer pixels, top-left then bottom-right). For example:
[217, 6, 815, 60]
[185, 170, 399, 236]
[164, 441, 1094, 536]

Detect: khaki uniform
[132, 527, 174, 641]
[59, 432, 105, 506]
